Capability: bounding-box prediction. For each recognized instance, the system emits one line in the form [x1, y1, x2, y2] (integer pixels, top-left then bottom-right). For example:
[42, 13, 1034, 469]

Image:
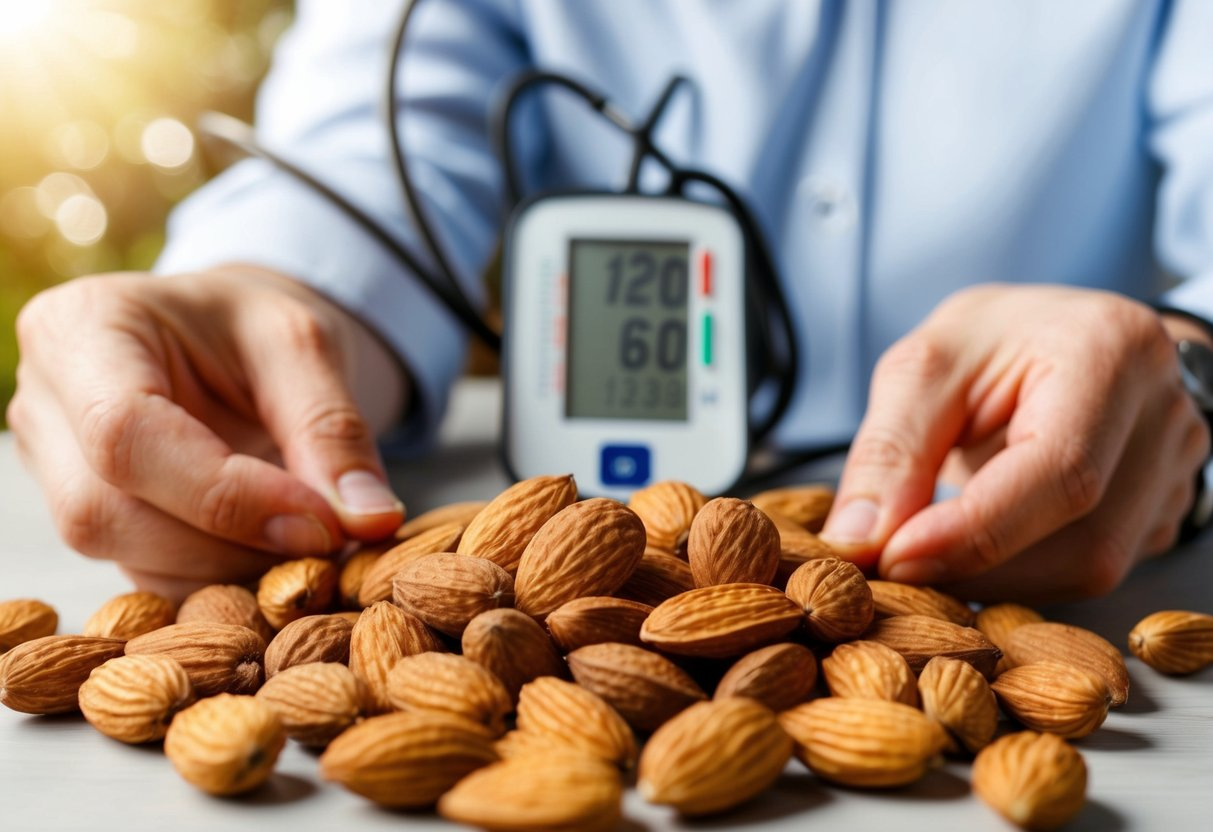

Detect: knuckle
[276, 301, 337, 358]
[196, 466, 247, 538]
[1054, 440, 1105, 517]
[78, 395, 143, 485]
[52, 485, 111, 556]
[296, 402, 371, 448]
[5, 392, 27, 435]
[847, 424, 924, 475]
[875, 336, 954, 387]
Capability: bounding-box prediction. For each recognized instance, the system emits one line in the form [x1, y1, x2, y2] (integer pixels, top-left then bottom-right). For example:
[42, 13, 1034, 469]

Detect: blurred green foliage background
[0, 0, 292, 428]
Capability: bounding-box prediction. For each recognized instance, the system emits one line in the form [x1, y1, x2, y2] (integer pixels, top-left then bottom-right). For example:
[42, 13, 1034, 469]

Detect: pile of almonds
[3, 474, 1213, 831]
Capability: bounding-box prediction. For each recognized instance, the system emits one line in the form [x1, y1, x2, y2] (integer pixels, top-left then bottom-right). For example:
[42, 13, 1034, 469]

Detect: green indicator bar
[702, 314, 713, 366]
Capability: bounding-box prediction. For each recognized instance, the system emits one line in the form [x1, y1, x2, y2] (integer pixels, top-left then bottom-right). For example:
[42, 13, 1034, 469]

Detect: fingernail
[886, 558, 947, 584]
[336, 470, 403, 516]
[264, 514, 332, 556]
[820, 498, 880, 545]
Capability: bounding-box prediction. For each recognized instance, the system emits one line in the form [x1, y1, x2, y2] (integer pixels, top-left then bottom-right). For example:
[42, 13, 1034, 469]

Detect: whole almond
[358, 521, 466, 606]
[615, 549, 695, 606]
[165, 694, 285, 796]
[784, 557, 874, 642]
[386, 652, 511, 735]
[822, 640, 918, 706]
[256, 557, 338, 630]
[349, 601, 444, 714]
[991, 661, 1111, 739]
[176, 584, 274, 644]
[864, 614, 1002, 678]
[714, 642, 818, 712]
[0, 635, 125, 714]
[765, 510, 840, 589]
[320, 710, 498, 807]
[779, 697, 948, 788]
[462, 608, 567, 704]
[567, 642, 706, 732]
[392, 553, 514, 636]
[868, 581, 975, 626]
[456, 474, 578, 573]
[687, 497, 780, 587]
[638, 697, 792, 816]
[493, 728, 569, 760]
[397, 500, 487, 541]
[627, 480, 707, 555]
[546, 596, 652, 653]
[972, 731, 1087, 831]
[0, 599, 57, 653]
[516, 676, 637, 769]
[79, 654, 195, 743]
[1003, 621, 1129, 706]
[918, 655, 998, 754]
[975, 602, 1045, 675]
[640, 583, 803, 658]
[125, 622, 266, 697]
[515, 498, 646, 620]
[82, 591, 176, 641]
[1128, 610, 1213, 675]
[338, 548, 382, 610]
[263, 614, 353, 677]
[255, 662, 364, 746]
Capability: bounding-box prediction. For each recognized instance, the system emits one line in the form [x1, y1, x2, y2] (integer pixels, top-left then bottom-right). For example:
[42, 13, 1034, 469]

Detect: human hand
[8, 266, 407, 599]
[819, 284, 1210, 602]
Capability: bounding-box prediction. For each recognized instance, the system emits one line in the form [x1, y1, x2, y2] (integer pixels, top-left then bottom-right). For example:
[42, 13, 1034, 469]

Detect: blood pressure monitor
[502, 194, 749, 498]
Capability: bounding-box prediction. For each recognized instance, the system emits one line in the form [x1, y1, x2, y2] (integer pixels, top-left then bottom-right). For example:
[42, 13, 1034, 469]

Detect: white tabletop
[2, 378, 1210, 831]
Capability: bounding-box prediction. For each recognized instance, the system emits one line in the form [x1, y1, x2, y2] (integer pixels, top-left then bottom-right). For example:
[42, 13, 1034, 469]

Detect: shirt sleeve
[155, 0, 530, 451]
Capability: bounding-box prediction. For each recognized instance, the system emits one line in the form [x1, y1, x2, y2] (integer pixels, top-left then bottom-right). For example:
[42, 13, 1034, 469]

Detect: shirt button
[799, 176, 856, 231]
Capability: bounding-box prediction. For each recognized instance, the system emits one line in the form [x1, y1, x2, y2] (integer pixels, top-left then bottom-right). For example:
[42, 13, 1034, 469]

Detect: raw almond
[338, 548, 382, 609]
[386, 652, 511, 735]
[868, 581, 975, 626]
[82, 591, 177, 641]
[972, 731, 1087, 831]
[864, 614, 1002, 678]
[0, 635, 125, 714]
[687, 497, 780, 587]
[750, 484, 835, 532]
[349, 601, 444, 714]
[714, 642, 818, 712]
[821, 640, 918, 706]
[638, 697, 792, 816]
[641, 583, 803, 658]
[165, 693, 286, 796]
[766, 510, 840, 588]
[515, 676, 637, 769]
[1002, 622, 1129, 706]
[255, 661, 365, 746]
[456, 474, 578, 573]
[125, 622, 266, 697]
[546, 596, 652, 653]
[784, 557, 874, 643]
[515, 498, 646, 620]
[1128, 610, 1213, 675]
[615, 548, 695, 606]
[0, 599, 57, 652]
[263, 614, 353, 677]
[566, 642, 706, 732]
[392, 553, 514, 636]
[79, 654, 194, 744]
[627, 480, 707, 555]
[397, 500, 486, 541]
[358, 521, 466, 606]
[461, 608, 567, 704]
[974, 603, 1045, 651]
[779, 697, 948, 788]
[176, 584, 274, 644]
[256, 557, 338, 630]
[991, 661, 1111, 739]
[320, 710, 498, 808]
[917, 655, 998, 754]
[493, 728, 569, 760]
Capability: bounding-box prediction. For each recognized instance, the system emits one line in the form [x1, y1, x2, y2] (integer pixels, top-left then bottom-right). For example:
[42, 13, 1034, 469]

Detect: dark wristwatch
[1175, 337, 1213, 537]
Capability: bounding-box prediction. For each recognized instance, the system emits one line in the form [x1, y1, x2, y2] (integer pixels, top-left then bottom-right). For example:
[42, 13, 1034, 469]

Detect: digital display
[566, 239, 690, 421]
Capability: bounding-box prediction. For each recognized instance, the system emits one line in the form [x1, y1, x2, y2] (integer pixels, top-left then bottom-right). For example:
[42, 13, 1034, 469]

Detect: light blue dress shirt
[157, 0, 1213, 453]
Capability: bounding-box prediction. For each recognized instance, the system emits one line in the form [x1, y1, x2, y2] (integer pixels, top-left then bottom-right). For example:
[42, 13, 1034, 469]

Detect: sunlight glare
[0, 0, 56, 45]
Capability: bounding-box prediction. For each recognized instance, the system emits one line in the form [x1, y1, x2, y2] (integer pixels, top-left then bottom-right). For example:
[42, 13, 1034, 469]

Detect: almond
[627, 480, 707, 555]
[1128, 610, 1213, 675]
[615, 548, 695, 606]
[0, 635, 125, 714]
[638, 697, 792, 816]
[349, 601, 444, 714]
[641, 583, 803, 658]
[456, 474, 578, 572]
[765, 510, 840, 589]
[358, 521, 466, 606]
[972, 731, 1087, 831]
[515, 676, 637, 769]
[750, 484, 834, 532]
[81, 591, 176, 641]
[821, 640, 918, 706]
[386, 652, 511, 735]
[176, 584, 275, 644]
[687, 497, 780, 587]
[320, 710, 498, 808]
[975, 602, 1045, 676]
[784, 557, 874, 642]
[1002, 621, 1129, 706]
[256, 556, 338, 630]
[462, 609, 567, 705]
[397, 500, 486, 541]
[493, 728, 568, 760]
[125, 622, 266, 697]
[263, 614, 353, 677]
[917, 655, 998, 754]
[991, 661, 1111, 739]
[0, 599, 58, 653]
[255, 662, 365, 746]
[515, 498, 646, 620]
[868, 581, 975, 626]
[566, 642, 706, 732]
[337, 547, 383, 610]
[714, 642, 818, 712]
[392, 553, 514, 636]
[165, 694, 286, 796]
[78, 654, 195, 744]
[864, 614, 1002, 678]
[546, 596, 652, 653]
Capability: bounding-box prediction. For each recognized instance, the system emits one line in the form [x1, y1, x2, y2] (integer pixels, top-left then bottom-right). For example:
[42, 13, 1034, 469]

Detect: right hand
[8, 266, 407, 599]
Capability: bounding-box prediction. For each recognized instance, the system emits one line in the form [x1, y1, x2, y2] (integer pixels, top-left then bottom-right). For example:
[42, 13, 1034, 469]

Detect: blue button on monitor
[601, 444, 651, 487]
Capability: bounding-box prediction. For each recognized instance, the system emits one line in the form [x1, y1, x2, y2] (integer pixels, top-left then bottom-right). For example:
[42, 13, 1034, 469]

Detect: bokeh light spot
[54, 193, 108, 246]
[51, 121, 110, 170]
[140, 117, 195, 170]
[35, 172, 92, 218]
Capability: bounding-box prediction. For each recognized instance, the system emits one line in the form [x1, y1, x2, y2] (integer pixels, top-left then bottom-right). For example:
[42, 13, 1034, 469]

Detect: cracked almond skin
[868, 581, 975, 626]
[627, 480, 707, 555]
[567, 642, 705, 732]
[176, 584, 275, 644]
[462, 608, 567, 704]
[349, 601, 444, 714]
[687, 497, 781, 587]
[321, 711, 498, 808]
[515, 498, 646, 620]
[822, 640, 918, 706]
[991, 661, 1111, 739]
[641, 583, 803, 658]
[165, 694, 286, 796]
[79, 654, 195, 743]
[972, 731, 1087, 831]
[263, 614, 353, 677]
[0, 635, 125, 714]
[639, 697, 792, 816]
[396, 500, 487, 541]
[256, 557, 339, 630]
[516, 676, 638, 769]
[386, 652, 511, 736]
[455, 474, 578, 573]
[0, 599, 58, 653]
[749, 484, 835, 532]
[918, 656, 998, 754]
[1128, 610, 1213, 675]
[546, 596, 652, 653]
[615, 549, 695, 606]
[392, 553, 514, 637]
[255, 662, 365, 747]
[784, 557, 874, 642]
[82, 591, 177, 641]
[357, 521, 466, 606]
[125, 622, 266, 697]
[779, 697, 948, 788]
[1002, 622, 1129, 706]
[863, 614, 1002, 678]
[714, 642, 818, 712]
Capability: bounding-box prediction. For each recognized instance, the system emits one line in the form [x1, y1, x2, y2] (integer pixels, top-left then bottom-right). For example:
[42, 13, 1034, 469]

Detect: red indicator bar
[700, 250, 713, 297]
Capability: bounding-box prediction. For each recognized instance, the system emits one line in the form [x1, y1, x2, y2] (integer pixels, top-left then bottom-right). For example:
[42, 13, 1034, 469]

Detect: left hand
[819, 284, 1210, 602]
